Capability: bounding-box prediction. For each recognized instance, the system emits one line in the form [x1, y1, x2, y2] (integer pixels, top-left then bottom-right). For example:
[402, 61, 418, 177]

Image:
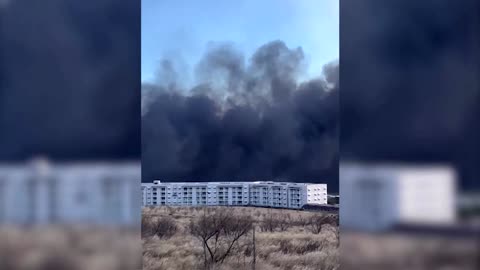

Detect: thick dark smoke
[341, 0, 480, 190]
[0, 0, 140, 160]
[142, 41, 339, 191]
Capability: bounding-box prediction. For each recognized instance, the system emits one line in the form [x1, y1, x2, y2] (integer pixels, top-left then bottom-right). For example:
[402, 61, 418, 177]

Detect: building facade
[142, 181, 327, 209]
[340, 162, 457, 231]
[0, 160, 140, 226]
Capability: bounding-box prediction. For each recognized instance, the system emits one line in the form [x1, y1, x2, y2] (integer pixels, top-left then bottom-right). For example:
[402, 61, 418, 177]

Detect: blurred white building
[340, 162, 457, 231]
[142, 181, 327, 209]
[0, 159, 140, 226]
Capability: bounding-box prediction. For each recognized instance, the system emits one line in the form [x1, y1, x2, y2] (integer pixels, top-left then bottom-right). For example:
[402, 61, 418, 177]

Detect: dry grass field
[0, 226, 141, 270]
[142, 206, 339, 270]
[341, 231, 479, 270]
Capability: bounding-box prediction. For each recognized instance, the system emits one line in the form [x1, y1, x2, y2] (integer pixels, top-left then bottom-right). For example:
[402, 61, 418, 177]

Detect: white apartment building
[340, 162, 457, 231]
[142, 181, 327, 209]
[0, 159, 140, 226]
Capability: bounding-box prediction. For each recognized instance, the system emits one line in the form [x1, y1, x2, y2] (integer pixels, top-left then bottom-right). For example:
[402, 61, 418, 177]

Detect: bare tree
[307, 214, 337, 234]
[190, 208, 253, 268]
[295, 215, 308, 227]
[259, 213, 278, 232]
[259, 212, 292, 232]
[278, 213, 292, 232]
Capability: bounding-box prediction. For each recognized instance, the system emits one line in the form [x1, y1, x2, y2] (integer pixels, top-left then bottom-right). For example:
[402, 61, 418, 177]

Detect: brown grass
[142, 206, 339, 270]
[0, 226, 141, 270]
[341, 231, 479, 270]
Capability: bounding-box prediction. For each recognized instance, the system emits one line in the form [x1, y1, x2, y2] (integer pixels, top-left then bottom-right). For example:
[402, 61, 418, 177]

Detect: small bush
[142, 216, 178, 239]
[259, 213, 293, 232]
[142, 207, 341, 270]
[260, 214, 280, 232]
[307, 214, 337, 234]
[278, 238, 326, 255]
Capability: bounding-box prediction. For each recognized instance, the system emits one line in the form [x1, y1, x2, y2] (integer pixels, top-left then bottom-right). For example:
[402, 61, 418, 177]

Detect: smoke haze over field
[142, 41, 339, 191]
[341, 0, 480, 190]
[0, 0, 140, 161]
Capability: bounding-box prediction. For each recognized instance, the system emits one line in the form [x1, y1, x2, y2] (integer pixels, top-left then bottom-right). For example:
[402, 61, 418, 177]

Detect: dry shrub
[260, 213, 293, 232]
[291, 214, 314, 227]
[258, 231, 335, 256]
[260, 214, 280, 232]
[278, 238, 326, 254]
[142, 207, 340, 270]
[219, 259, 278, 270]
[269, 250, 339, 270]
[279, 213, 292, 231]
[143, 232, 203, 270]
[254, 210, 262, 218]
[143, 254, 199, 270]
[166, 206, 177, 216]
[142, 216, 178, 239]
[189, 208, 253, 266]
[306, 214, 337, 234]
[0, 226, 141, 270]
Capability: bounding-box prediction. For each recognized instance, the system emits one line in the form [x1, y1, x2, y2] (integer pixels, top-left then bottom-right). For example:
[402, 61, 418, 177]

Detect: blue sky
[141, 0, 338, 84]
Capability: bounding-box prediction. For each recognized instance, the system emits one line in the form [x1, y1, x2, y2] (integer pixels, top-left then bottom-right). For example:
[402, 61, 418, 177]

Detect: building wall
[306, 184, 328, 205]
[397, 168, 456, 225]
[0, 162, 140, 226]
[340, 163, 456, 231]
[142, 181, 328, 209]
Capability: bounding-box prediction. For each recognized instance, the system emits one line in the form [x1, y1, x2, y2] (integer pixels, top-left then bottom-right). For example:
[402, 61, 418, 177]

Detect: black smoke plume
[0, 0, 140, 161]
[341, 0, 480, 190]
[142, 41, 339, 191]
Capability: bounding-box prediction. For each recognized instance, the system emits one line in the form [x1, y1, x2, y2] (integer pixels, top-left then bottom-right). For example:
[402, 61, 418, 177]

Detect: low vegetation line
[142, 206, 339, 270]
